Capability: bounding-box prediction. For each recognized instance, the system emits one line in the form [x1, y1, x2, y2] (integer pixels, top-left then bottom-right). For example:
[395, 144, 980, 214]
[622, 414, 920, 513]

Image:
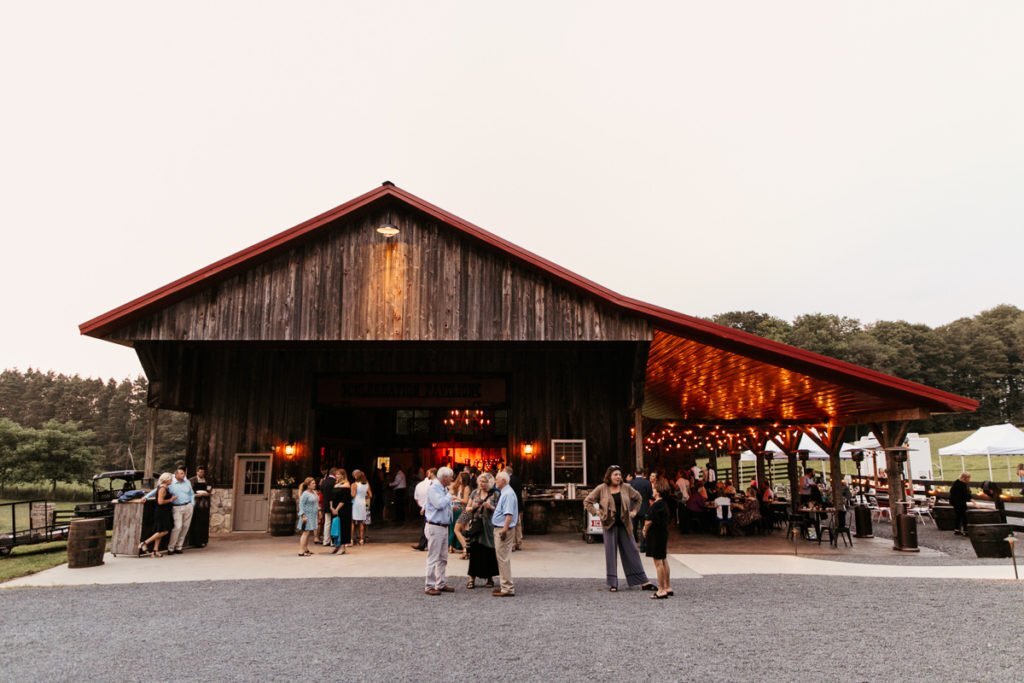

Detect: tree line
[0, 371, 187, 494]
[0, 304, 1020, 493]
[710, 304, 1023, 432]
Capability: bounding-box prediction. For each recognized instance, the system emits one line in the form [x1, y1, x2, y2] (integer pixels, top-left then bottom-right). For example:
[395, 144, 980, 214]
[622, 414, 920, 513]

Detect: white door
[233, 454, 272, 531]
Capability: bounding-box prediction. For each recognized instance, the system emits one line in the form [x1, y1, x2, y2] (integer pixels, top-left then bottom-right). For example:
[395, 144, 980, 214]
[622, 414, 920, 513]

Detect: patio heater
[851, 449, 873, 538]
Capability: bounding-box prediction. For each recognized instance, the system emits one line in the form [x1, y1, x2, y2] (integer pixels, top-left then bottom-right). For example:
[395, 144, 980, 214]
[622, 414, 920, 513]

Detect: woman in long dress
[465, 472, 499, 589]
[350, 469, 371, 546]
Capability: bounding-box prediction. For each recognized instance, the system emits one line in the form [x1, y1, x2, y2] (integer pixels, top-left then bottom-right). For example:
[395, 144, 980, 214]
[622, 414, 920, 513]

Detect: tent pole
[987, 452, 993, 481]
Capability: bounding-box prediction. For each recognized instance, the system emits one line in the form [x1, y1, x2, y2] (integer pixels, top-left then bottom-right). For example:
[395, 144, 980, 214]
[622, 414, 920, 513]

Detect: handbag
[463, 514, 482, 540]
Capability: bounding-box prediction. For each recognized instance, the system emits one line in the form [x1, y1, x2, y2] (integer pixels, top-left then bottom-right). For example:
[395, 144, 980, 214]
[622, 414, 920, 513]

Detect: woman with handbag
[583, 465, 657, 592]
[296, 477, 319, 556]
[464, 472, 499, 589]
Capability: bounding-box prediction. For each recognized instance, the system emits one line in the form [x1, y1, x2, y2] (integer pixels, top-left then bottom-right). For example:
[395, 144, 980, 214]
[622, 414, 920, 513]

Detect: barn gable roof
[80, 182, 978, 418]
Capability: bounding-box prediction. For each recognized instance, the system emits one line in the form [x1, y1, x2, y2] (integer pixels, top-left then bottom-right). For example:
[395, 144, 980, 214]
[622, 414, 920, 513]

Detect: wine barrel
[931, 504, 956, 531]
[523, 502, 549, 535]
[67, 518, 107, 568]
[967, 524, 1014, 558]
[967, 509, 1002, 526]
[269, 493, 297, 536]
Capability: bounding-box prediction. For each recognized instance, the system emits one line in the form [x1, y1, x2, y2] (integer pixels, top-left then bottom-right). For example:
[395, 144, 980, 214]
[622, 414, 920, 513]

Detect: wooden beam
[831, 408, 929, 426]
[870, 420, 912, 547]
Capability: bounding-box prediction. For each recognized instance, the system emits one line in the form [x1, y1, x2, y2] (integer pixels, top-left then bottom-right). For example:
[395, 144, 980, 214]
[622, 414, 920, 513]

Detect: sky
[2, 1, 1022, 381]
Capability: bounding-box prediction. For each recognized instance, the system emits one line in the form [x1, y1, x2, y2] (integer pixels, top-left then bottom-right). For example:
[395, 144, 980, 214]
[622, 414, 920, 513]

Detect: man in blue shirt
[491, 470, 518, 597]
[166, 466, 195, 555]
[423, 467, 454, 595]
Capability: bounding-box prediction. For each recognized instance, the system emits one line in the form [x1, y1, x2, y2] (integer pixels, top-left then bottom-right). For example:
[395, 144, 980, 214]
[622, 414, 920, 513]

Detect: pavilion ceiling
[642, 329, 941, 425]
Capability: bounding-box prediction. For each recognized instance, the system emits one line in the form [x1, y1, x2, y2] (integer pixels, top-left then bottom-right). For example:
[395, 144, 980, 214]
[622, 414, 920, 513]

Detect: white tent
[938, 423, 1024, 480]
[740, 434, 853, 461]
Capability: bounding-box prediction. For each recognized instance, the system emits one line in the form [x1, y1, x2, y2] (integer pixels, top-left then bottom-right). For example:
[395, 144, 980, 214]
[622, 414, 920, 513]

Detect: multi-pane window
[396, 409, 431, 435]
[551, 439, 586, 485]
[244, 460, 266, 495]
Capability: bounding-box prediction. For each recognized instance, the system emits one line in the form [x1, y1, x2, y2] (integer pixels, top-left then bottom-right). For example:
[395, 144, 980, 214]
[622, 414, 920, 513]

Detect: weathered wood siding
[110, 209, 651, 343]
[152, 341, 638, 488]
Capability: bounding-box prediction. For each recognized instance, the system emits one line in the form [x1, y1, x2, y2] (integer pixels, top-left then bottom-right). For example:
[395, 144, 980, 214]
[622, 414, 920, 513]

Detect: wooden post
[633, 408, 644, 472]
[870, 421, 911, 547]
[144, 407, 158, 481]
[730, 453, 740, 488]
[755, 452, 766, 488]
[787, 452, 799, 513]
[801, 426, 848, 513]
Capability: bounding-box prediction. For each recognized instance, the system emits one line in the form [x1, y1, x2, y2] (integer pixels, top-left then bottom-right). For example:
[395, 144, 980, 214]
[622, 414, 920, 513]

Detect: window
[551, 439, 586, 485]
[243, 460, 266, 495]
[396, 410, 431, 435]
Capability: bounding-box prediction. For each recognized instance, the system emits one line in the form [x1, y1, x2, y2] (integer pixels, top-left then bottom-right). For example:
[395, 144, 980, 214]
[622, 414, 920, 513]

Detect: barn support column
[144, 407, 158, 481]
[633, 408, 645, 471]
[870, 420, 911, 547]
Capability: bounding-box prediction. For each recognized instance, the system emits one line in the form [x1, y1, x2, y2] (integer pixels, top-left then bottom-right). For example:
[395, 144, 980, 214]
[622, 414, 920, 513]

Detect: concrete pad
[673, 553, 1022, 581]
[3, 533, 684, 588]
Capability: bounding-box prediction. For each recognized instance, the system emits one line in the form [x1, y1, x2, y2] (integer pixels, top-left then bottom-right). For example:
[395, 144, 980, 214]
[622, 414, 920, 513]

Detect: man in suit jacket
[319, 468, 336, 546]
[630, 468, 653, 550]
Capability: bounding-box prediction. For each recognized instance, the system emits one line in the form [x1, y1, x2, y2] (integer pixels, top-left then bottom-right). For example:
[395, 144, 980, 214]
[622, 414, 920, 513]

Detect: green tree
[0, 418, 26, 496]
[711, 311, 792, 342]
[17, 420, 99, 494]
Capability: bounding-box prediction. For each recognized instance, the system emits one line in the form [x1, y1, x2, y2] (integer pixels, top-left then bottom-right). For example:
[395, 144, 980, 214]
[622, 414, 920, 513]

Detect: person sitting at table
[723, 480, 737, 496]
[735, 485, 762, 534]
[712, 493, 734, 536]
[685, 483, 710, 533]
[808, 483, 826, 508]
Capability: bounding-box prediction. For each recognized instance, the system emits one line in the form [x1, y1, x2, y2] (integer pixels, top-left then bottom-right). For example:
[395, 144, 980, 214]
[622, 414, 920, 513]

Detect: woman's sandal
[153, 551, 162, 558]
[485, 578, 495, 588]
[640, 583, 657, 591]
[666, 590, 674, 596]
[609, 586, 618, 592]
[138, 542, 149, 556]
[466, 579, 475, 589]
[650, 592, 670, 600]
[460, 552, 469, 560]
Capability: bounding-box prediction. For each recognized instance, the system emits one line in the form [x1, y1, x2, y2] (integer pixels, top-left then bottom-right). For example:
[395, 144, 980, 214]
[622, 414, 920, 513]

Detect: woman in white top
[350, 470, 372, 546]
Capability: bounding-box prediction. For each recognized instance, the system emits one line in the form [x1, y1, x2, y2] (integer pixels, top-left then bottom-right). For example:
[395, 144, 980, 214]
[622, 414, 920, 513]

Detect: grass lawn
[0, 500, 89, 583]
[0, 541, 69, 583]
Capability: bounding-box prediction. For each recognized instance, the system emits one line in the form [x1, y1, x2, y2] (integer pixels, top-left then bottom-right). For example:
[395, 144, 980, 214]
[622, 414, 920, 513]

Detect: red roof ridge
[78, 182, 978, 414]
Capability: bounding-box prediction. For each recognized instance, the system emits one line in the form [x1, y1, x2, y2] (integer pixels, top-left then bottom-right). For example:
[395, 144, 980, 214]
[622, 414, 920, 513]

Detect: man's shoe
[424, 588, 441, 596]
[438, 585, 455, 593]
[411, 545, 425, 551]
[492, 590, 515, 597]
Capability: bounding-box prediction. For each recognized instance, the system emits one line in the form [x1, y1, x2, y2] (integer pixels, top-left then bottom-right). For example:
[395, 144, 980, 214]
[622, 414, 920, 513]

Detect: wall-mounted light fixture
[522, 442, 534, 457]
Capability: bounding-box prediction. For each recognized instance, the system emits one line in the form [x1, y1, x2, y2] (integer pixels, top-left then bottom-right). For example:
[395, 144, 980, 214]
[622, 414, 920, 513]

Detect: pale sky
[2, 2, 1022, 380]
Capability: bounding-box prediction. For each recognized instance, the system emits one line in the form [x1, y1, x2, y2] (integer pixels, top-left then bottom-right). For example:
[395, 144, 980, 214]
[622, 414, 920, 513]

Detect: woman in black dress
[464, 472, 499, 589]
[642, 481, 672, 599]
[329, 469, 353, 553]
[139, 472, 176, 558]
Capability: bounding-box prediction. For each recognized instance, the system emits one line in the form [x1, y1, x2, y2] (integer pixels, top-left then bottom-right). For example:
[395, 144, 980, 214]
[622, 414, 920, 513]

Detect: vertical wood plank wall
[158, 341, 640, 488]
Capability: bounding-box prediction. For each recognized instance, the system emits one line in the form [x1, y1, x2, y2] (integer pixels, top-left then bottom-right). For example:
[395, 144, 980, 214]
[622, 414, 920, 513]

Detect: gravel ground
[2, 576, 1021, 682]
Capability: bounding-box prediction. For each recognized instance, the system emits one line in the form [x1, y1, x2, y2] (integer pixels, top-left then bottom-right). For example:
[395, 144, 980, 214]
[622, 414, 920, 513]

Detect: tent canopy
[937, 424, 1024, 456]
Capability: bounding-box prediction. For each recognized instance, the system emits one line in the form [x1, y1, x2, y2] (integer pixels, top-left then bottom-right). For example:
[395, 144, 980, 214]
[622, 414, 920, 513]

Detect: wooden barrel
[932, 505, 956, 531]
[67, 518, 107, 568]
[269, 494, 297, 536]
[967, 524, 1014, 558]
[523, 502, 549, 535]
[967, 509, 1003, 526]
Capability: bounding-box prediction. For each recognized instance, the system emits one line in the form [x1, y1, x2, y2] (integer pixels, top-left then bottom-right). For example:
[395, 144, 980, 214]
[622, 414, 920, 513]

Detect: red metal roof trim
[79, 183, 978, 414]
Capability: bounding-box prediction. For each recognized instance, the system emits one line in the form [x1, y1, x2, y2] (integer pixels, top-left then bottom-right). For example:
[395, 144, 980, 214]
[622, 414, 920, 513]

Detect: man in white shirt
[389, 468, 408, 524]
[410, 468, 436, 551]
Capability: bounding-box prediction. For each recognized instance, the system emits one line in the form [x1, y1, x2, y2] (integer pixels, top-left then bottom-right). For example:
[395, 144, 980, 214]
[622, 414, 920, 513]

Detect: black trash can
[967, 524, 1014, 558]
[967, 509, 1003, 526]
[854, 505, 873, 538]
[932, 504, 956, 531]
[895, 513, 919, 551]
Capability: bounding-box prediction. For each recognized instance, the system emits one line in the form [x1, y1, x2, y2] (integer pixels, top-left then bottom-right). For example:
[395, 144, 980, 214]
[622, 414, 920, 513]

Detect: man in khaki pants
[491, 471, 518, 597]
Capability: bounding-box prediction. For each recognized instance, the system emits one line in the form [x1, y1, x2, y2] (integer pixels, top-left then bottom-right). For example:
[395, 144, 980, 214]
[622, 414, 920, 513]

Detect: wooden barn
[80, 182, 976, 536]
